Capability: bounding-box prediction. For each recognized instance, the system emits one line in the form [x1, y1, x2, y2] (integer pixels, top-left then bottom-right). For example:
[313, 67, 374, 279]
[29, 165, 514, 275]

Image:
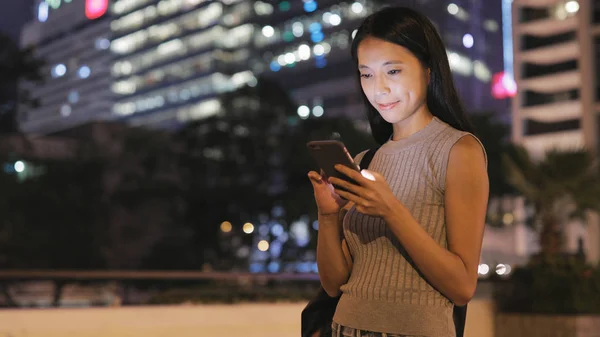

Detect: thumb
[307, 171, 324, 186]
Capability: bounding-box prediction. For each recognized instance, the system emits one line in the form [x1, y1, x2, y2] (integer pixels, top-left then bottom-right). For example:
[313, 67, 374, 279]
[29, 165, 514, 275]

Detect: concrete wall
[0, 299, 495, 337]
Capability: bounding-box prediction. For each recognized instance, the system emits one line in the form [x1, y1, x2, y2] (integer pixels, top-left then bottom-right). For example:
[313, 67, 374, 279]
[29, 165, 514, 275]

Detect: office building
[511, 0, 600, 263]
[108, 0, 508, 129]
[19, 0, 114, 135]
[511, 0, 600, 158]
[260, 0, 508, 122]
[109, 0, 258, 128]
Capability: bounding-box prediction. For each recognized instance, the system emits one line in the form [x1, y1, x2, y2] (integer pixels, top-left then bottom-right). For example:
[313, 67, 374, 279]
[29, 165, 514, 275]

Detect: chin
[377, 109, 407, 124]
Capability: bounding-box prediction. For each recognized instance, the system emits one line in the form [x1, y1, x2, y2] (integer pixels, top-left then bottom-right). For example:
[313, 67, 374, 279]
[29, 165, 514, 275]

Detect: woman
[307, 7, 489, 337]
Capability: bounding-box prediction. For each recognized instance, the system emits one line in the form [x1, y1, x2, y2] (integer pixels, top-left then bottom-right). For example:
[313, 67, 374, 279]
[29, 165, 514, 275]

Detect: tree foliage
[503, 146, 600, 257]
[0, 33, 44, 133]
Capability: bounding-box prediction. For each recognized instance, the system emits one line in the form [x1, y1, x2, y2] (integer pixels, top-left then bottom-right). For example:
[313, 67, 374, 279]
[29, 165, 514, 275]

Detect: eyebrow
[358, 61, 404, 69]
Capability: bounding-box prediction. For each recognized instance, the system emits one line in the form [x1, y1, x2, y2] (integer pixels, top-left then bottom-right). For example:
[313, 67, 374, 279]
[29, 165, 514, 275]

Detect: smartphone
[306, 140, 360, 186]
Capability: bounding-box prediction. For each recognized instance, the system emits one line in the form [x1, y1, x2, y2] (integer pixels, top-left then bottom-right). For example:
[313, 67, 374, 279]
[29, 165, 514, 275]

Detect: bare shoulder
[449, 134, 487, 169]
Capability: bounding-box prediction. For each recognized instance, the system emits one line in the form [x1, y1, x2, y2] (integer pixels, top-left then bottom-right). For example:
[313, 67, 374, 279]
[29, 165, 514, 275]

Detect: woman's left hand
[328, 164, 399, 218]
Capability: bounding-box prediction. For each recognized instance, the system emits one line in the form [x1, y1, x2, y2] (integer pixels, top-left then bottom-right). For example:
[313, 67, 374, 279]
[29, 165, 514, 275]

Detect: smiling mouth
[376, 101, 399, 110]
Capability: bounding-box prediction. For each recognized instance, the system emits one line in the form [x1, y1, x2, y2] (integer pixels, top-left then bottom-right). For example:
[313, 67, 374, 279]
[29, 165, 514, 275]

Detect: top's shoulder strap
[359, 146, 379, 169]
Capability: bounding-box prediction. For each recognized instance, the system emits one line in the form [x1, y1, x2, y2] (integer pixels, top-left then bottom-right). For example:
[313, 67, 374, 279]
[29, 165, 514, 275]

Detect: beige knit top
[332, 117, 485, 337]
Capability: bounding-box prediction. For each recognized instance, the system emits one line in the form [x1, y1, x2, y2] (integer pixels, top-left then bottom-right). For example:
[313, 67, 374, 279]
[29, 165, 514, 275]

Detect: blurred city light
[60, 104, 72, 117]
[279, 1, 290, 12]
[38, 2, 49, 22]
[52, 64, 66, 78]
[496, 263, 511, 276]
[462, 34, 474, 48]
[329, 14, 341, 26]
[565, 1, 579, 13]
[78, 66, 91, 79]
[478, 263, 490, 276]
[447, 3, 459, 15]
[261, 25, 274, 37]
[313, 44, 325, 56]
[298, 44, 311, 60]
[257, 240, 270, 252]
[242, 222, 254, 234]
[297, 105, 310, 118]
[312, 105, 324, 117]
[220, 221, 232, 233]
[351, 2, 364, 14]
[14, 161, 25, 173]
[303, 0, 317, 13]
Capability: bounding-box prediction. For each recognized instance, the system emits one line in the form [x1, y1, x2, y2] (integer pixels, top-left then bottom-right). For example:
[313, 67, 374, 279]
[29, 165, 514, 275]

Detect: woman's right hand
[308, 171, 348, 215]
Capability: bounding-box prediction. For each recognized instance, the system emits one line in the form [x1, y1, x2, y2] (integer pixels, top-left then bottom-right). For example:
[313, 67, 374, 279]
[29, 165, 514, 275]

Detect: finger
[307, 171, 324, 185]
[334, 188, 364, 205]
[334, 165, 369, 186]
[328, 176, 365, 195]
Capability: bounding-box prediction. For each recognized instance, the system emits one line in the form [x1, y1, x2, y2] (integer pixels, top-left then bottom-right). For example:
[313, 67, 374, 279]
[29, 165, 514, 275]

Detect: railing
[0, 270, 322, 308]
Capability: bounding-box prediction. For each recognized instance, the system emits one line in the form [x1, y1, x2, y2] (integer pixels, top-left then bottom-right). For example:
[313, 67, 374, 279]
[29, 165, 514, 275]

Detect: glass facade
[108, 0, 507, 128]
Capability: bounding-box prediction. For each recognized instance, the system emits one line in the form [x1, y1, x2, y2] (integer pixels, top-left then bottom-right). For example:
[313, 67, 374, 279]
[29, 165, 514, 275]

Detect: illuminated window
[112, 0, 154, 15]
[38, 2, 49, 22]
[484, 20, 499, 32]
[112, 27, 222, 77]
[447, 3, 469, 21]
[111, 3, 222, 54]
[220, 24, 254, 48]
[95, 38, 111, 50]
[51, 64, 67, 78]
[222, 1, 252, 26]
[78, 66, 91, 79]
[114, 72, 254, 116]
[473, 61, 492, 82]
[254, 1, 273, 15]
[447, 50, 472, 76]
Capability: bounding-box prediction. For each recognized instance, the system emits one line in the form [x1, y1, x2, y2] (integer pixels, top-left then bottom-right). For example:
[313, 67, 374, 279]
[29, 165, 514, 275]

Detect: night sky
[0, 0, 35, 43]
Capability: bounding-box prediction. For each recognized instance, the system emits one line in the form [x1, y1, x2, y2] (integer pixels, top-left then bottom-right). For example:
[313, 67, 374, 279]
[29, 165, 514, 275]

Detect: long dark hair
[351, 6, 474, 145]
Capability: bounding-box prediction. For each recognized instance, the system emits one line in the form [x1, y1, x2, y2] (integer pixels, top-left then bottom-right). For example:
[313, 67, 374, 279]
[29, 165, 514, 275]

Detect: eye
[388, 69, 401, 75]
[360, 73, 372, 79]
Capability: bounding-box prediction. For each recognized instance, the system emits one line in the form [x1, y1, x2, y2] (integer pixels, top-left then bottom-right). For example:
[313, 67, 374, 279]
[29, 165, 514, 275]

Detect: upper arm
[445, 135, 489, 285]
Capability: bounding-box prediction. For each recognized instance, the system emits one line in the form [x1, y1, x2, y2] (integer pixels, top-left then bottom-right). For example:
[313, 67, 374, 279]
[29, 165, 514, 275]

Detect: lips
[376, 101, 399, 110]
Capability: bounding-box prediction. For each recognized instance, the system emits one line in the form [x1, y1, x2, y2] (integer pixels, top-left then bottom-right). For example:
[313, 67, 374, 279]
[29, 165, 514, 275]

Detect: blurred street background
[0, 0, 599, 336]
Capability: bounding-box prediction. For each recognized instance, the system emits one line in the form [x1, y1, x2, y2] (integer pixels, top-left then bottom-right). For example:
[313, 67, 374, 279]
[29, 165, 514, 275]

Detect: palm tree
[503, 146, 600, 259]
[470, 111, 517, 197]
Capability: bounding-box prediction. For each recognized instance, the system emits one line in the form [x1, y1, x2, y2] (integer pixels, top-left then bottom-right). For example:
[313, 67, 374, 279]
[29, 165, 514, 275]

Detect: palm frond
[502, 146, 542, 201]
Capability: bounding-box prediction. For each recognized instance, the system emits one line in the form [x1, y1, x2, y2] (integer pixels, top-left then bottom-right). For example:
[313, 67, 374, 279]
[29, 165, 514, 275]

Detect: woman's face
[357, 37, 430, 125]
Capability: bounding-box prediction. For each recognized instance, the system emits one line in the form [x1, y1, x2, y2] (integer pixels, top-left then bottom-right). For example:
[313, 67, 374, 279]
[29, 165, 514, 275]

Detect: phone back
[306, 140, 359, 181]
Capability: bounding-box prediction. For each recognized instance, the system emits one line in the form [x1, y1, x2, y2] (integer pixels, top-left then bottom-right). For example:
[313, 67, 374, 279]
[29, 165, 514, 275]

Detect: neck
[391, 106, 434, 141]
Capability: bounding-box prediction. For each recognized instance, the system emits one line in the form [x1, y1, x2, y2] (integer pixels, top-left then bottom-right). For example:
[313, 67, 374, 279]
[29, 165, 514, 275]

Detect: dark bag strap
[454, 304, 468, 337]
[359, 147, 378, 169]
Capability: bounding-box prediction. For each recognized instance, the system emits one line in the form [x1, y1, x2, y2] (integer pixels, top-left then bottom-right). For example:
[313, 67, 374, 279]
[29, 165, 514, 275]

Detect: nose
[374, 75, 390, 97]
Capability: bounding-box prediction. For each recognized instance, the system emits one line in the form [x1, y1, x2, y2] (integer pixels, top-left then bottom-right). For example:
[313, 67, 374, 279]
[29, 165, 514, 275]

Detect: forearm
[316, 212, 350, 297]
[384, 202, 475, 305]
